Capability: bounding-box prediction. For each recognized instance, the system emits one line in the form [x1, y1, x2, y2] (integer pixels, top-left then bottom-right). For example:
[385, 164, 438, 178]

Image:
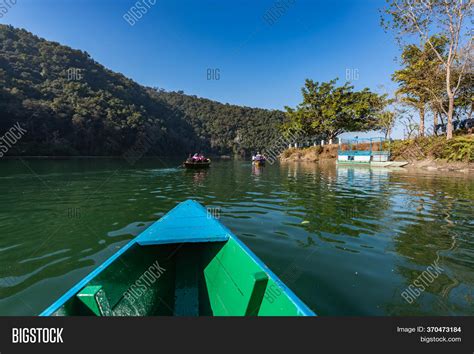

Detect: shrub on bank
[445, 137, 474, 162]
[389, 134, 474, 162]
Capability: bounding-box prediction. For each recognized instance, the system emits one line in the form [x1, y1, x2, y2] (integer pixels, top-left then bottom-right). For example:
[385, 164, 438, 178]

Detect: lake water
[0, 158, 473, 316]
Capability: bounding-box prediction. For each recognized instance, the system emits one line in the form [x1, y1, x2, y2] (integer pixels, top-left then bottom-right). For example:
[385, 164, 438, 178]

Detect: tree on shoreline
[393, 36, 447, 137]
[282, 79, 388, 141]
[382, 0, 473, 140]
[379, 110, 397, 139]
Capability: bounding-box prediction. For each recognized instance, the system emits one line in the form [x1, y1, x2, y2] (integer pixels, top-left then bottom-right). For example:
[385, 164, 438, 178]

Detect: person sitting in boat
[254, 152, 264, 161]
[190, 152, 208, 163]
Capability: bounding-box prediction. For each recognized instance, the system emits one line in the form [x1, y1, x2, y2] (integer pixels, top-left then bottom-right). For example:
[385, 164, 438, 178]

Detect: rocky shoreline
[402, 159, 474, 173]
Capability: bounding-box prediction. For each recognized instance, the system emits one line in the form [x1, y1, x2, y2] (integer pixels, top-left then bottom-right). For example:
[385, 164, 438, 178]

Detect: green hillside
[0, 25, 284, 157]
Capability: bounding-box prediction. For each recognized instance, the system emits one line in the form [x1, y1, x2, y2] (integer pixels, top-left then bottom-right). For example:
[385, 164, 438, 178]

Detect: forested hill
[0, 25, 285, 157]
[151, 90, 285, 156]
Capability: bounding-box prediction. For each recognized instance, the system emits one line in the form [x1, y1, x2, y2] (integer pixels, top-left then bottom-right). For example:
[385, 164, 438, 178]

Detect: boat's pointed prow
[41, 199, 316, 317]
[136, 200, 230, 246]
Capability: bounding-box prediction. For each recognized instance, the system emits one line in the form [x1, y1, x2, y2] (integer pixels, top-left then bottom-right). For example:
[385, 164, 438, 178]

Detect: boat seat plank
[77, 285, 113, 316]
[245, 271, 269, 316]
[173, 247, 199, 316]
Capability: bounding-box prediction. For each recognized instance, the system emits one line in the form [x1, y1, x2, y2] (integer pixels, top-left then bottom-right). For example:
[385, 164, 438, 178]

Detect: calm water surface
[0, 159, 473, 315]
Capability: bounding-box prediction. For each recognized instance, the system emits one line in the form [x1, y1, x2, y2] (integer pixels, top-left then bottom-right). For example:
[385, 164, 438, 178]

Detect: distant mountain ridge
[0, 24, 285, 156]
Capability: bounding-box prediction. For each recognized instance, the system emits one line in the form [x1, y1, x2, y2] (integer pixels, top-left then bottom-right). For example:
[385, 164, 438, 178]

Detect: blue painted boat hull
[40, 200, 315, 316]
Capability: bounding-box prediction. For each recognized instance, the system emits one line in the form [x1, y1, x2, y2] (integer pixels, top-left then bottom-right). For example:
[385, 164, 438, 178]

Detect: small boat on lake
[252, 153, 266, 166]
[183, 159, 211, 169]
[183, 153, 211, 169]
[40, 200, 314, 316]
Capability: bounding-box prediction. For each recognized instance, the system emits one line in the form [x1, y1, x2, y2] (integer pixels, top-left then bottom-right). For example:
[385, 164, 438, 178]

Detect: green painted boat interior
[51, 239, 303, 316]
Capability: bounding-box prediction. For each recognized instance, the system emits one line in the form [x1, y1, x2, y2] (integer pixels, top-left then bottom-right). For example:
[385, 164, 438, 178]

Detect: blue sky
[1, 0, 405, 138]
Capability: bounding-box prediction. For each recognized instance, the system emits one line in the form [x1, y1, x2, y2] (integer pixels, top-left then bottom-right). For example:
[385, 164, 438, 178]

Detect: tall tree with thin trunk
[393, 37, 446, 136]
[378, 110, 397, 139]
[382, 0, 473, 139]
